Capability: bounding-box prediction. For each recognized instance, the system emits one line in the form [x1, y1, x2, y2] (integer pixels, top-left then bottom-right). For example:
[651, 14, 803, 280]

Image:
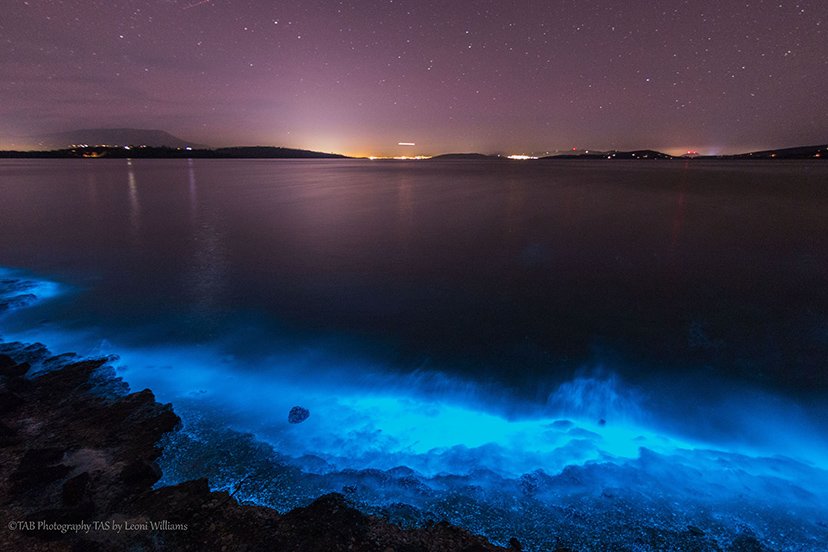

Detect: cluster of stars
[0, 0, 824, 154]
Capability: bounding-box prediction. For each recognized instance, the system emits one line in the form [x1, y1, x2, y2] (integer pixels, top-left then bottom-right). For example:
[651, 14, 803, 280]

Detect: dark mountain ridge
[711, 144, 826, 159]
[542, 149, 672, 160]
[33, 128, 208, 150]
[0, 146, 349, 159]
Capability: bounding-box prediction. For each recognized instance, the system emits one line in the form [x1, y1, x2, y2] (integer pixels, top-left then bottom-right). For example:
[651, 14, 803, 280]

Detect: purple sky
[1, 0, 825, 156]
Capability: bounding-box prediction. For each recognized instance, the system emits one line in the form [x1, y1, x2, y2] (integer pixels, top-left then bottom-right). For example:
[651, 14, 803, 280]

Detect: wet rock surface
[288, 405, 310, 424]
[0, 341, 509, 552]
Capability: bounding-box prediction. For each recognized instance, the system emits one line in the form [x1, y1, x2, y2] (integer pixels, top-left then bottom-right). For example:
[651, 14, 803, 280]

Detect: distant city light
[369, 155, 431, 160]
[507, 155, 538, 160]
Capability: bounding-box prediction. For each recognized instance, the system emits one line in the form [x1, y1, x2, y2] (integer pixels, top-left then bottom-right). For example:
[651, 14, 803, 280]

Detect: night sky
[1, 0, 825, 156]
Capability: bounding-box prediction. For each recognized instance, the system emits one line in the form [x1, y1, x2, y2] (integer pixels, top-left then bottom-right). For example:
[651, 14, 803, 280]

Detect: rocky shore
[0, 342, 514, 552]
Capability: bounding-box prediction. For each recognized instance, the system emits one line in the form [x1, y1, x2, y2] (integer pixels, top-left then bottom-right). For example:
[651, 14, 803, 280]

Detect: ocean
[1, 158, 826, 550]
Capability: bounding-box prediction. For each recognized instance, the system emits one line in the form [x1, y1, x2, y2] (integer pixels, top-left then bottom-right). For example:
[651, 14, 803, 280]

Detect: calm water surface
[1, 159, 825, 397]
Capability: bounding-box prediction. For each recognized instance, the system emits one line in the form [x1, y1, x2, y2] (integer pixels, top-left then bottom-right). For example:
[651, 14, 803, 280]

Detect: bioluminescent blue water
[2, 266, 827, 551]
[2, 159, 828, 550]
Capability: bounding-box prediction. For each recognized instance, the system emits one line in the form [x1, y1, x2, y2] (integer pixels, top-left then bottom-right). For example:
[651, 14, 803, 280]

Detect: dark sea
[1, 159, 826, 550]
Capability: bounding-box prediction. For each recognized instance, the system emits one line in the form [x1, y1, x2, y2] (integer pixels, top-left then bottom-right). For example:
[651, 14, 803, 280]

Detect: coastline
[0, 143, 825, 160]
[0, 340, 513, 552]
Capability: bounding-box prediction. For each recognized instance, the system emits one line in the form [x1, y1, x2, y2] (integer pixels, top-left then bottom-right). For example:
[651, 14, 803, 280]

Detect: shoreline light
[507, 154, 539, 160]
[369, 155, 432, 160]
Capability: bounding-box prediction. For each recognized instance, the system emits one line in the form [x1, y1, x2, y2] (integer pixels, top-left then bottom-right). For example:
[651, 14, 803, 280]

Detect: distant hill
[542, 149, 672, 160]
[538, 145, 826, 160]
[717, 144, 827, 160]
[0, 146, 349, 159]
[429, 153, 501, 160]
[211, 146, 348, 159]
[33, 128, 208, 150]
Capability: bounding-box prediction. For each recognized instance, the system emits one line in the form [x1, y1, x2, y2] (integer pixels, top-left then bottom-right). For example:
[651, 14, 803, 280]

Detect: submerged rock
[288, 405, 310, 424]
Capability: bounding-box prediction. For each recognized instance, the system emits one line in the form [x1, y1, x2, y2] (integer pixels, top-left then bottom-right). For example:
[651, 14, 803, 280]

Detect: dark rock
[11, 463, 73, 491]
[0, 390, 24, 414]
[19, 446, 65, 466]
[3, 375, 33, 394]
[0, 354, 16, 368]
[0, 421, 19, 446]
[274, 493, 370, 549]
[288, 405, 310, 424]
[0, 360, 29, 378]
[688, 525, 705, 536]
[11, 447, 71, 490]
[119, 459, 163, 486]
[62, 472, 92, 506]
